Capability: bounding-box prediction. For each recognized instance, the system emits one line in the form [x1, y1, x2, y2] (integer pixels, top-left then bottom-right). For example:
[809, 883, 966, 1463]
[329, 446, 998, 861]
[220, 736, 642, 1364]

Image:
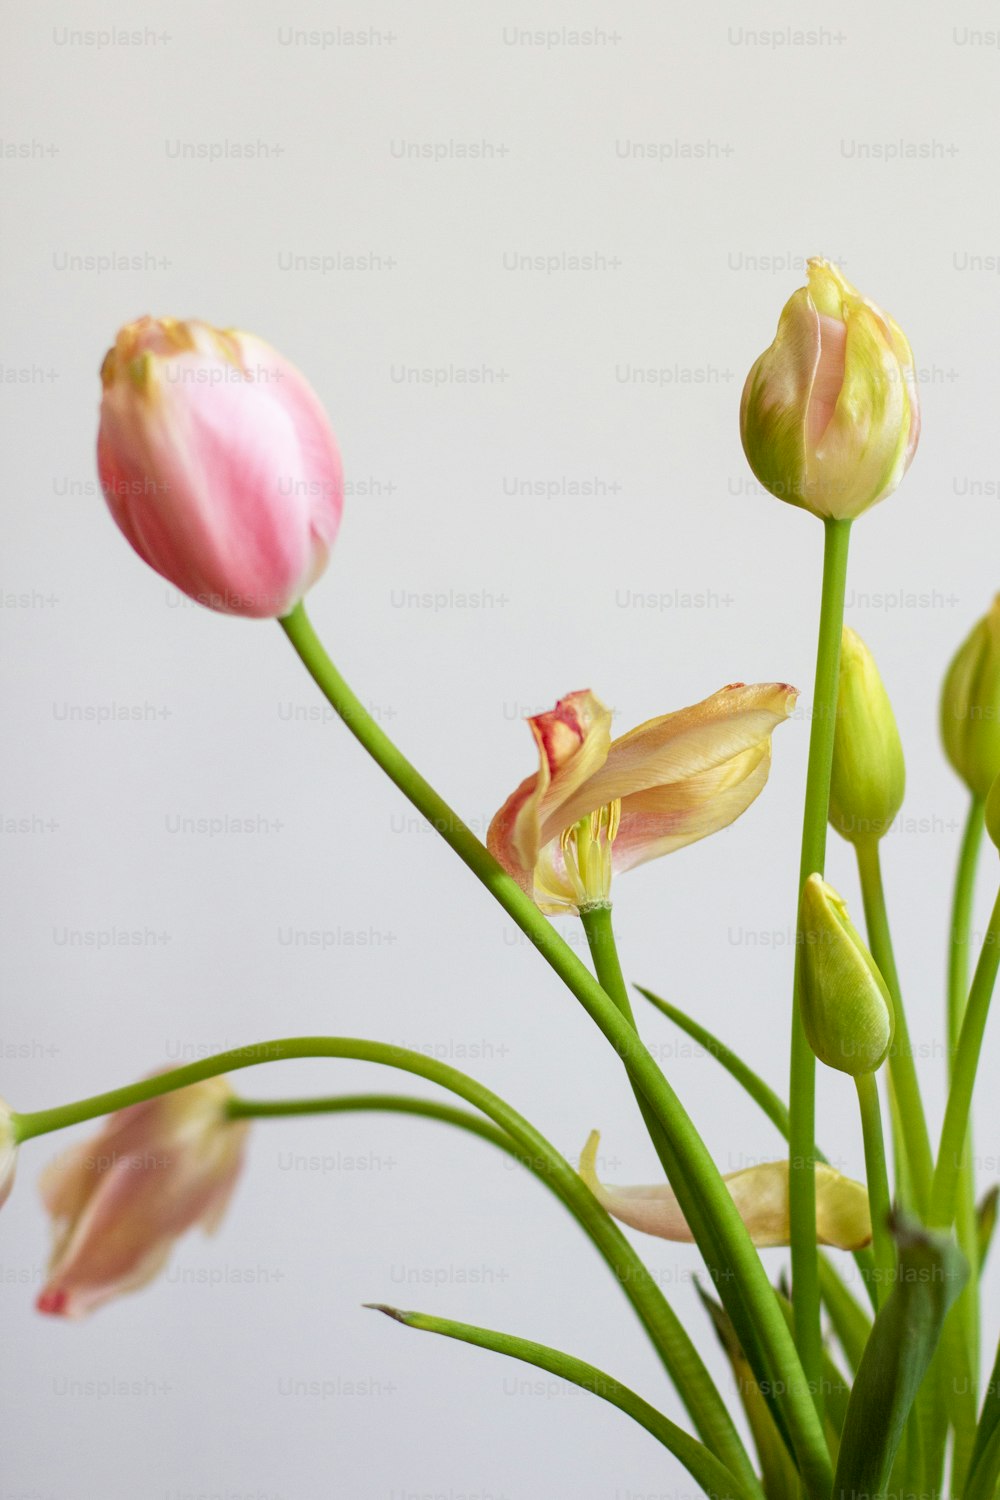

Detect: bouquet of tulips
[5, 261, 1000, 1500]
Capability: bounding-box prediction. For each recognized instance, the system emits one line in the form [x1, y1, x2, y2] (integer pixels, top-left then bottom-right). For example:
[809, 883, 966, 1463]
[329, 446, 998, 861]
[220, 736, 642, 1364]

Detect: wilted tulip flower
[740, 258, 920, 521]
[799, 875, 894, 1075]
[579, 1132, 871, 1250]
[98, 317, 343, 618]
[37, 1076, 249, 1318]
[487, 683, 796, 914]
[0, 1100, 16, 1210]
[941, 596, 1000, 801]
[829, 627, 905, 844]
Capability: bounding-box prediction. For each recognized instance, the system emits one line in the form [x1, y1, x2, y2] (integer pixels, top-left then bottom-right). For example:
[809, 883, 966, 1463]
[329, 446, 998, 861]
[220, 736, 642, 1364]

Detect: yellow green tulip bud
[799, 874, 894, 1075]
[740, 258, 920, 521]
[829, 627, 905, 844]
[941, 596, 1000, 800]
[985, 771, 1000, 852]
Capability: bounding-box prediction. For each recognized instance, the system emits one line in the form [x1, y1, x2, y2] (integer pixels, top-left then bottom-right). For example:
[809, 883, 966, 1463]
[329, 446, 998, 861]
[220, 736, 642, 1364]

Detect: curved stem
[854, 1072, 894, 1310]
[12, 1042, 755, 1491]
[931, 883, 1000, 1230]
[854, 839, 933, 1218]
[789, 515, 852, 1411]
[276, 603, 832, 1495]
[369, 1304, 758, 1500]
[949, 800, 985, 1055]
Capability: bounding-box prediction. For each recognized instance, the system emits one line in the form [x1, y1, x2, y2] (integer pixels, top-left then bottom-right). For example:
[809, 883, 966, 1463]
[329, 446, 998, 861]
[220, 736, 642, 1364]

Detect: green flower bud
[740, 258, 920, 521]
[941, 596, 1000, 800]
[829, 627, 905, 844]
[985, 770, 1000, 852]
[799, 874, 894, 1075]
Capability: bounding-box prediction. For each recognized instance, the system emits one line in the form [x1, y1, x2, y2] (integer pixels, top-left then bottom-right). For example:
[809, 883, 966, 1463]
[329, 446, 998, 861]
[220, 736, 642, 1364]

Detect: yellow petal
[580, 1132, 871, 1251]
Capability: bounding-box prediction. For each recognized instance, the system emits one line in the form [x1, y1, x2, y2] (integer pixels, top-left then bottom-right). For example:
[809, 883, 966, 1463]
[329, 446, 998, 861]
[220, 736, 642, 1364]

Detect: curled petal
[579, 1132, 871, 1251]
[487, 690, 613, 894]
[550, 682, 797, 836]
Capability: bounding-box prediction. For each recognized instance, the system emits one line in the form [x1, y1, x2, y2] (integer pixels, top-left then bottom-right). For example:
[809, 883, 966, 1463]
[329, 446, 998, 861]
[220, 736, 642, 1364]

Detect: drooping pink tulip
[97, 317, 343, 618]
[37, 1076, 249, 1318]
[487, 682, 797, 914]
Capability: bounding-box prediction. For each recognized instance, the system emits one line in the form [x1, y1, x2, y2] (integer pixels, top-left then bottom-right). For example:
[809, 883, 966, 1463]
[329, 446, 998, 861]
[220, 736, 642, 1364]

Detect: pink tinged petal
[552, 682, 798, 834]
[806, 315, 848, 446]
[610, 741, 772, 874]
[579, 1134, 871, 1251]
[36, 1076, 249, 1318]
[487, 691, 613, 893]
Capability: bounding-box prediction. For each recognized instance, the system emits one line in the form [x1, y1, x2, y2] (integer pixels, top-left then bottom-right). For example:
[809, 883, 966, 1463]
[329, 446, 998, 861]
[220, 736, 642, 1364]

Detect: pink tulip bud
[97, 317, 343, 618]
[37, 1076, 249, 1318]
[0, 1099, 16, 1210]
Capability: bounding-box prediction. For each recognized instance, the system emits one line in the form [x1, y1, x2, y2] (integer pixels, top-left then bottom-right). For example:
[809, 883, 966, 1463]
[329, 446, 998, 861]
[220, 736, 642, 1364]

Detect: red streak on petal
[37, 1287, 70, 1317]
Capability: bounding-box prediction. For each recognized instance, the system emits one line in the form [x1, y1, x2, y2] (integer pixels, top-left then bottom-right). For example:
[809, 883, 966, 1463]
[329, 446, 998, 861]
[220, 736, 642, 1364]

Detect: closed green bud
[799, 874, 894, 1075]
[829, 628, 905, 844]
[985, 770, 1000, 852]
[941, 596, 1000, 800]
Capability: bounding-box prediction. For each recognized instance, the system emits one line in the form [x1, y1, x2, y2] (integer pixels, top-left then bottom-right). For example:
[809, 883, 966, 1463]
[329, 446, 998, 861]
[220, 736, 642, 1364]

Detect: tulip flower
[829, 627, 906, 844]
[941, 596, 1000, 801]
[36, 1076, 249, 1318]
[97, 317, 343, 618]
[799, 875, 894, 1076]
[0, 1099, 16, 1210]
[487, 682, 797, 914]
[740, 258, 920, 521]
[579, 1132, 872, 1251]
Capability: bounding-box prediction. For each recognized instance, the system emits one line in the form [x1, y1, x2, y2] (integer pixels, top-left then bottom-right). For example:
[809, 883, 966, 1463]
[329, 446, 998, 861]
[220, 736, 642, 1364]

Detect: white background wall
[2, 3, 1000, 1497]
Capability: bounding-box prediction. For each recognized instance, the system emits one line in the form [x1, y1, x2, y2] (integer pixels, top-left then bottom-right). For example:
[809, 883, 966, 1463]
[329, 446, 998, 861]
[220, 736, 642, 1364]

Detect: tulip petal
[580, 1132, 871, 1251]
[805, 302, 911, 521]
[487, 691, 612, 895]
[37, 1077, 249, 1317]
[548, 682, 797, 837]
[740, 287, 819, 510]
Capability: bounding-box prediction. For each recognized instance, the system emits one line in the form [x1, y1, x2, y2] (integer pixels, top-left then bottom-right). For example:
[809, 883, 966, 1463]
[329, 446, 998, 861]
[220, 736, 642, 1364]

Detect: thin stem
[369, 1305, 758, 1500]
[276, 603, 833, 1495]
[949, 800, 985, 1056]
[854, 838, 933, 1217]
[854, 1071, 894, 1310]
[13, 1045, 757, 1490]
[789, 515, 852, 1410]
[931, 883, 1000, 1230]
[946, 797, 986, 1487]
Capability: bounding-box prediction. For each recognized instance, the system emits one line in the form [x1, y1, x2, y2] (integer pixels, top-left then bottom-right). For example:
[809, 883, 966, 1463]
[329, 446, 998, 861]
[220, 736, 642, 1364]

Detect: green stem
[790, 515, 852, 1408]
[635, 982, 878, 1308]
[855, 1072, 894, 1310]
[855, 839, 933, 1218]
[13, 1047, 756, 1489]
[276, 604, 832, 1495]
[369, 1305, 758, 1500]
[949, 800, 985, 1056]
[931, 883, 1000, 1230]
[581, 906, 789, 1449]
[946, 798, 986, 1489]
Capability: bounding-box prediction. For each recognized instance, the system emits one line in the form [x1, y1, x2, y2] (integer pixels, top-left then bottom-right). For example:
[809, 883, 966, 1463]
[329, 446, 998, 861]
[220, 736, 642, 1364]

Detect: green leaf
[832, 1217, 969, 1500]
[963, 1334, 1000, 1500]
[696, 1282, 804, 1500]
[818, 1251, 872, 1374]
[978, 1185, 998, 1272]
[367, 1304, 758, 1500]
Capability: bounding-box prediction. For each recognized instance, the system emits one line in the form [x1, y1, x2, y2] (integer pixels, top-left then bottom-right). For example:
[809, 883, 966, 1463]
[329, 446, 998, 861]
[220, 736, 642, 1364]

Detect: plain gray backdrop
[3, 2, 1000, 1497]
